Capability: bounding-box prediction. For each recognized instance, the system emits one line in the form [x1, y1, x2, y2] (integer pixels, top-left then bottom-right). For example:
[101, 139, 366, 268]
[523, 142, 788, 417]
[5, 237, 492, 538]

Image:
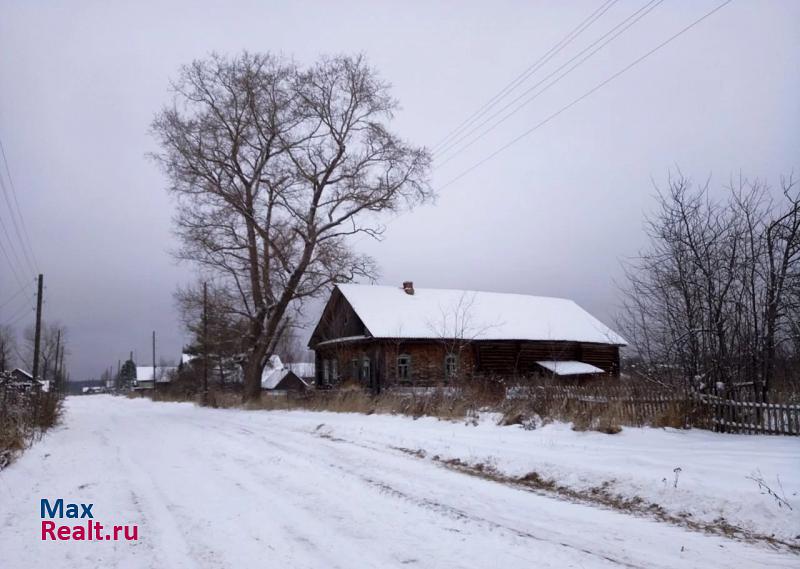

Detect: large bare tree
[152, 52, 432, 401]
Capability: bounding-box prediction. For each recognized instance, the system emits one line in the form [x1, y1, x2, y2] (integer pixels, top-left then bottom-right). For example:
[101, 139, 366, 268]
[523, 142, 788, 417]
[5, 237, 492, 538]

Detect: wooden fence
[510, 384, 800, 436]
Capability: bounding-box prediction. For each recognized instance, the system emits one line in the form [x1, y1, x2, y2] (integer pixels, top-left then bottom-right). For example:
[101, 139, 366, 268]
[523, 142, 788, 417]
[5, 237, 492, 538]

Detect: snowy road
[0, 396, 794, 568]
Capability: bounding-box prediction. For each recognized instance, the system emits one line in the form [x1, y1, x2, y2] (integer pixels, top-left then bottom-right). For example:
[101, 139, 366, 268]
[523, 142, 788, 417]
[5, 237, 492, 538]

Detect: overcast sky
[1, 0, 798, 379]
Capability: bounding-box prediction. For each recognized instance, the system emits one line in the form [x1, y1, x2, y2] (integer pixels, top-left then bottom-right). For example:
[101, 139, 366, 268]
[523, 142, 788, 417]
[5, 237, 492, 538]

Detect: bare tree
[0, 324, 15, 372]
[152, 52, 432, 401]
[618, 172, 799, 399]
[427, 292, 500, 381]
[19, 323, 68, 389]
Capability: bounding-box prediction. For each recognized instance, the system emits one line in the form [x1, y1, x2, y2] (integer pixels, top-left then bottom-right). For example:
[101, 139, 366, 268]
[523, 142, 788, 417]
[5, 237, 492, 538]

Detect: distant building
[261, 355, 309, 391]
[133, 365, 176, 390]
[2, 368, 48, 393]
[285, 362, 315, 381]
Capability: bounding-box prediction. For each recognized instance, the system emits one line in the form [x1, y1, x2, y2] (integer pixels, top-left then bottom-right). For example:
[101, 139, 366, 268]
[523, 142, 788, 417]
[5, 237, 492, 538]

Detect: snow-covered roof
[261, 355, 309, 389]
[316, 335, 369, 347]
[333, 284, 627, 345]
[286, 362, 315, 378]
[136, 366, 176, 383]
[262, 368, 294, 389]
[536, 360, 605, 376]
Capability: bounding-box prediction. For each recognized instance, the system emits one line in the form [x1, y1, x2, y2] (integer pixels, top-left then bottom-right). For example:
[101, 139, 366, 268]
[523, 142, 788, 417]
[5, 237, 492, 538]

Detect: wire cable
[0, 136, 40, 274]
[438, 0, 734, 192]
[435, 0, 664, 163]
[0, 230, 29, 292]
[1, 298, 32, 327]
[432, 0, 619, 153]
[0, 279, 32, 311]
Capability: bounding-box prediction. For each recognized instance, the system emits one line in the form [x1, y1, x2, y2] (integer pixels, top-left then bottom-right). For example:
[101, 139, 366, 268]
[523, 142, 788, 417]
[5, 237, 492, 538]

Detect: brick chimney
[402, 281, 415, 295]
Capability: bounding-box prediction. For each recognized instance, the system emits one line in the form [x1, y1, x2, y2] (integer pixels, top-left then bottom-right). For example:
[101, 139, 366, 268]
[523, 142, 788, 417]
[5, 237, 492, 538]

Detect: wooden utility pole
[203, 282, 209, 402]
[152, 330, 157, 397]
[32, 273, 43, 380]
[53, 329, 61, 392]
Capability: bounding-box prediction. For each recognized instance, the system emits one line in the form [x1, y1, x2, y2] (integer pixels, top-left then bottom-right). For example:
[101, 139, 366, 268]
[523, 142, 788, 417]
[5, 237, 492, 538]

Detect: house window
[331, 358, 338, 381]
[351, 358, 359, 380]
[322, 359, 330, 384]
[444, 353, 458, 379]
[360, 357, 371, 382]
[397, 354, 411, 381]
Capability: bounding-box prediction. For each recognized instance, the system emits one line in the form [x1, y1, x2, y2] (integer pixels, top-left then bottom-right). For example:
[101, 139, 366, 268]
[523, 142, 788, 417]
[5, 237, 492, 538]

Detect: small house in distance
[133, 365, 176, 390]
[309, 282, 627, 389]
[261, 355, 309, 391]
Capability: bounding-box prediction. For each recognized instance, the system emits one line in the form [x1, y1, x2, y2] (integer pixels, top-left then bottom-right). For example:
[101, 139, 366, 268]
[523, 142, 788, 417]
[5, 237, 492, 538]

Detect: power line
[0, 279, 33, 311]
[0, 225, 29, 293]
[438, 0, 734, 192]
[432, 0, 619, 153]
[1, 299, 32, 327]
[0, 135, 40, 274]
[435, 0, 664, 163]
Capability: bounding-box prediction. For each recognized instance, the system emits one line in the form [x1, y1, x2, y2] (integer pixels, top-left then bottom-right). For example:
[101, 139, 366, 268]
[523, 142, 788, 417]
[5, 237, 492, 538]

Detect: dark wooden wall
[309, 289, 369, 346]
[315, 339, 620, 387]
[474, 340, 619, 376]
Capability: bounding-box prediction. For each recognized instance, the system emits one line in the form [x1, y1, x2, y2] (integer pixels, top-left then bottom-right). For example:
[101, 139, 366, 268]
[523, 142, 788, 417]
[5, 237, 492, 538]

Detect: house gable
[309, 287, 371, 348]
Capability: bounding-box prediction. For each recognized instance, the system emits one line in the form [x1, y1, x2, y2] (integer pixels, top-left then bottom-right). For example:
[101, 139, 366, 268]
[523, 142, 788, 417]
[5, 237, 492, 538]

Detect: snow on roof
[136, 366, 176, 383]
[261, 368, 293, 390]
[261, 355, 311, 389]
[12, 368, 33, 379]
[536, 360, 605, 376]
[334, 284, 627, 345]
[315, 335, 370, 347]
[286, 362, 315, 378]
[261, 355, 285, 389]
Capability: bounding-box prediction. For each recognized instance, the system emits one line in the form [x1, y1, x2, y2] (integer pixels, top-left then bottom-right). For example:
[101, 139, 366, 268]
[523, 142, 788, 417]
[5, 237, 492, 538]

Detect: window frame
[322, 359, 330, 384]
[397, 353, 412, 381]
[360, 356, 371, 382]
[444, 353, 459, 380]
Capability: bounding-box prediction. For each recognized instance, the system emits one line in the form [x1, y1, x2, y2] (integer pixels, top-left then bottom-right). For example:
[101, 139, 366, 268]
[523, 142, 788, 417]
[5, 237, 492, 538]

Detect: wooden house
[309, 282, 626, 389]
[133, 365, 176, 390]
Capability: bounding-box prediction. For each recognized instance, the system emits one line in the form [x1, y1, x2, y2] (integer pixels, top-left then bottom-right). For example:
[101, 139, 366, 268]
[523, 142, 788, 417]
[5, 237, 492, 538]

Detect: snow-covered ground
[0, 396, 796, 569]
[298, 410, 800, 544]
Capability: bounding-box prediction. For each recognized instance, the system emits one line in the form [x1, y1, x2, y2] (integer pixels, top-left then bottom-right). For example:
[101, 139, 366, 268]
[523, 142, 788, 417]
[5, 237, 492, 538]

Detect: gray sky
[1, 0, 798, 379]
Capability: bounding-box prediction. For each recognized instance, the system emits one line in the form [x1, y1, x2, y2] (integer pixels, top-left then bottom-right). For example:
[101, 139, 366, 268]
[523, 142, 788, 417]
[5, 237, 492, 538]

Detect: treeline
[619, 173, 800, 400]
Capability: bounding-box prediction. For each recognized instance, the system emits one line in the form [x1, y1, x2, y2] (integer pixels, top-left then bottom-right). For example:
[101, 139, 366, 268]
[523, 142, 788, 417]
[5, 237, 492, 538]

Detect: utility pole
[54, 329, 61, 392]
[203, 282, 209, 402]
[152, 330, 157, 398]
[32, 274, 43, 380]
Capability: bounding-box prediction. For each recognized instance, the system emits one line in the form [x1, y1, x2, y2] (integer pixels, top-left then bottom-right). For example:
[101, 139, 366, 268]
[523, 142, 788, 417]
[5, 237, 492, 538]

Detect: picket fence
[518, 384, 799, 436]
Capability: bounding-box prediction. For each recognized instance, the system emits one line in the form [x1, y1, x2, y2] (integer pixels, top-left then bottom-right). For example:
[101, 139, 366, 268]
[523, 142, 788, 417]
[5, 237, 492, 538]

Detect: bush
[0, 384, 63, 470]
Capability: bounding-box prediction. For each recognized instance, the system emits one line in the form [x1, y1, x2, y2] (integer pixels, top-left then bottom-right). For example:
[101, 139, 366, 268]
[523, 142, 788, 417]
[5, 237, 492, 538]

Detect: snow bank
[271, 410, 800, 543]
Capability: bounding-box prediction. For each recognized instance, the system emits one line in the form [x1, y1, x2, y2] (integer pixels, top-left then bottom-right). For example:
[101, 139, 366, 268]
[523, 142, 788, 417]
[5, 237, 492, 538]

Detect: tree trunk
[243, 342, 269, 403]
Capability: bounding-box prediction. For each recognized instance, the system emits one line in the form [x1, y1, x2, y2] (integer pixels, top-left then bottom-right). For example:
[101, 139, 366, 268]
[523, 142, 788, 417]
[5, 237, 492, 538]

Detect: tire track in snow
[181, 414, 643, 569]
[185, 410, 795, 569]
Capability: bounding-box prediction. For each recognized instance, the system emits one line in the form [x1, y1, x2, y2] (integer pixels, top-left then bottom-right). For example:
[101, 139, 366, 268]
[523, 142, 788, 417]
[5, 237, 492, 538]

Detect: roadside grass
[0, 391, 62, 470]
[137, 380, 635, 435]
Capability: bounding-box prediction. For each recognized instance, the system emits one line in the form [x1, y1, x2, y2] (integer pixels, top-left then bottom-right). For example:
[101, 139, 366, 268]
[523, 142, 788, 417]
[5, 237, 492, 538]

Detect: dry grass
[131, 376, 737, 436]
[0, 390, 62, 470]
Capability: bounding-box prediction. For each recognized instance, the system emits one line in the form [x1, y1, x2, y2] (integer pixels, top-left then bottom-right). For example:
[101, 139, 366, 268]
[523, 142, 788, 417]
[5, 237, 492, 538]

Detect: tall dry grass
[1, 389, 62, 469]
